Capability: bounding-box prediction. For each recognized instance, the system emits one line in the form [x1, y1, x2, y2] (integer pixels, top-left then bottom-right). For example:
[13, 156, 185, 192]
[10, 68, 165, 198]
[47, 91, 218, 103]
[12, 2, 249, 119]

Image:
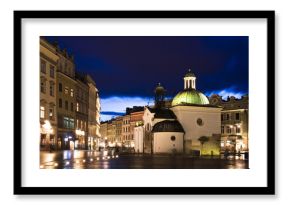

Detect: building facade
[115, 116, 123, 146]
[55, 46, 76, 150]
[86, 75, 99, 150]
[129, 110, 144, 148]
[122, 115, 131, 147]
[40, 38, 101, 151]
[40, 38, 59, 151]
[209, 94, 249, 154]
[75, 73, 89, 150]
[107, 121, 116, 145]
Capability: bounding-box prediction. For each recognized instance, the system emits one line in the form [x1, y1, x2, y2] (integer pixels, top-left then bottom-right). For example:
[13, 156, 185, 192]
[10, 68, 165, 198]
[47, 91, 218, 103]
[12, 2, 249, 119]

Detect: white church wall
[171, 106, 221, 152]
[134, 126, 144, 153]
[153, 132, 184, 154]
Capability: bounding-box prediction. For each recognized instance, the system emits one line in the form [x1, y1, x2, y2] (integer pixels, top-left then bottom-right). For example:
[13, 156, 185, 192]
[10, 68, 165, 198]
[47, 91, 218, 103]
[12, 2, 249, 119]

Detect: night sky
[44, 36, 248, 121]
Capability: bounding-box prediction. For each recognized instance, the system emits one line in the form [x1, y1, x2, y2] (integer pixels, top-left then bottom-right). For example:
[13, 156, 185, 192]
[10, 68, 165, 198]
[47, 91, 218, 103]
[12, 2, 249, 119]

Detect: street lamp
[42, 120, 53, 152]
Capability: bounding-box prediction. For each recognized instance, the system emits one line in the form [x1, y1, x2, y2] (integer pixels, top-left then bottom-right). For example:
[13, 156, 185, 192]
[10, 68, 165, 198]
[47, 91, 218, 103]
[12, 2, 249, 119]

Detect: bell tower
[184, 69, 196, 90]
[154, 83, 166, 108]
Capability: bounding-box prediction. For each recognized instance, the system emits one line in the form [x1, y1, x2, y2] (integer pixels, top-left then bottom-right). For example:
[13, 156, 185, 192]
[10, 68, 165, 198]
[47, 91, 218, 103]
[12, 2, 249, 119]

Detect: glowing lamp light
[54, 163, 58, 167]
[75, 129, 85, 136]
[40, 165, 44, 169]
[42, 120, 53, 134]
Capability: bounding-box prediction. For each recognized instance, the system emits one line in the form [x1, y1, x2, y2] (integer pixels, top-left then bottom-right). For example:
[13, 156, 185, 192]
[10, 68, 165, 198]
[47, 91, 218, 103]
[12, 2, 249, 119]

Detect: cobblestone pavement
[40, 150, 248, 169]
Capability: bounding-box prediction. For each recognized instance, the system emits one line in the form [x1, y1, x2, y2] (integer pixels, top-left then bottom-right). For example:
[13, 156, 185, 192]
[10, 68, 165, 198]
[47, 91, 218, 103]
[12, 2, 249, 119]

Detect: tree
[198, 136, 209, 156]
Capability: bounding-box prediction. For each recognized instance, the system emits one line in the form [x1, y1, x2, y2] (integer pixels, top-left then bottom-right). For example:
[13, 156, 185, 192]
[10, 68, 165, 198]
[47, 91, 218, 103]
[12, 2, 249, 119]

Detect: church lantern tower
[154, 83, 166, 108]
[184, 69, 196, 90]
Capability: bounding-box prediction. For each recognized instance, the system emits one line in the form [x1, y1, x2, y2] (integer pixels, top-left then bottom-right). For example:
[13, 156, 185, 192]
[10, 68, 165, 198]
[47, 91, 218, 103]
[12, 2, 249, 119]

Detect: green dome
[172, 89, 209, 106]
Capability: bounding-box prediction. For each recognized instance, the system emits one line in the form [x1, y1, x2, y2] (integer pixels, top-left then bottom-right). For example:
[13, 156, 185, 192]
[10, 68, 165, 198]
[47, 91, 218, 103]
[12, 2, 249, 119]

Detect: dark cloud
[45, 36, 248, 98]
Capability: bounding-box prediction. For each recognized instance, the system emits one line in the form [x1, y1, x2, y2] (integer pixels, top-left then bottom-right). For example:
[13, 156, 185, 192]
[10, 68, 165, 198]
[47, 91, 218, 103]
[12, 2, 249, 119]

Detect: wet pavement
[40, 150, 248, 169]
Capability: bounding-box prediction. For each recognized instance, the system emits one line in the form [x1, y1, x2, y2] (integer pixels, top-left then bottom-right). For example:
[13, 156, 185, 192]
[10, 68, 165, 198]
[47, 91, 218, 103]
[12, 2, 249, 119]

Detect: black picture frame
[14, 10, 275, 195]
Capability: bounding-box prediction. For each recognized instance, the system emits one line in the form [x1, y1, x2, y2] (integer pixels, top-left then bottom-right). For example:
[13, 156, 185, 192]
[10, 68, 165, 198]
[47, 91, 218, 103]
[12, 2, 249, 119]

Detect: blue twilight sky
[44, 36, 249, 121]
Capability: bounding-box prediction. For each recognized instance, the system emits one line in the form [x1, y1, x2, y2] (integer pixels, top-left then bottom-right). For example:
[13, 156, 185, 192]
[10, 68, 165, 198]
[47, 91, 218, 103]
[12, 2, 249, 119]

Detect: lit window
[65, 87, 69, 95]
[76, 119, 79, 129]
[40, 106, 45, 118]
[70, 89, 74, 97]
[64, 117, 69, 128]
[69, 118, 75, 129]
[76, 102, 79, 111]
[49, 108, 53, 118]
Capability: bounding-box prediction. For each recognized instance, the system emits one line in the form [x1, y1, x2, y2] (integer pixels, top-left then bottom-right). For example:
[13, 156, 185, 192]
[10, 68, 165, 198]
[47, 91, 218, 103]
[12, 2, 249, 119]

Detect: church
[135, 69, 222, 155]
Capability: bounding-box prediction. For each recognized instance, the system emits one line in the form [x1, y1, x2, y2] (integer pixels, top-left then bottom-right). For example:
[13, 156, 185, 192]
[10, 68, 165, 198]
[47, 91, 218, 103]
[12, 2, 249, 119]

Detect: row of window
[58, 83, 74, 97]
[59, 59, 74, 77]
[123, 135, 133, 141]
[41, 60, 55, 78]
[76, 119, 87, 131]
[221, 125, 241, 134]
[40, 80, 55, 96]
[123, 119, 130, 125]
[40, 106, 54, 119]
[63, 117, 74, 129]
[221, 113, 240, 121]
[123, 126, 130, 133]
[76, 102, 88, 114]
[59, 98, 74, 111]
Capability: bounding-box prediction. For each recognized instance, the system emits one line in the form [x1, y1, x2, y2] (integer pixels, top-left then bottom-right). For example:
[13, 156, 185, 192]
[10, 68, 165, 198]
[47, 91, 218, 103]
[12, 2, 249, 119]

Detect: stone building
[114, 116, 123, 146]
[122, 115, 131, 147]
[75, 73, 89, 150]
[86, 75, 100, 150]
[107, 120, 116, 145]
[40, 38, 59, 151]
[129, 109, 144, 148]
[40, 38, 101, 151]
[55, 44, 76, 150]
[209, 94, 249, 153]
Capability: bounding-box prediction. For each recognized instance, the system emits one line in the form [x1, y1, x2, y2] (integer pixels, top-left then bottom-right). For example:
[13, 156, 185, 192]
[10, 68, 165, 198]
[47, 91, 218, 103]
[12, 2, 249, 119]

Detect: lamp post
[42, 120, 53, 152]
